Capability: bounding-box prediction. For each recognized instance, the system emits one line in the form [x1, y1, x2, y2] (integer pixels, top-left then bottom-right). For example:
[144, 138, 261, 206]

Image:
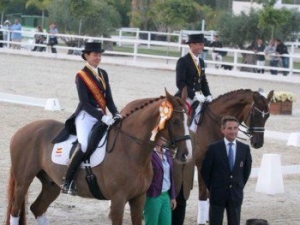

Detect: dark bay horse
[173, 89, 273, 224]
[196, 89, 273, 223]
[6, 90, 193, 225]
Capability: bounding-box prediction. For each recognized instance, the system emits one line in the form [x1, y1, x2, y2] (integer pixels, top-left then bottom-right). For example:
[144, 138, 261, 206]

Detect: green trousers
[144, 191, 172, 225]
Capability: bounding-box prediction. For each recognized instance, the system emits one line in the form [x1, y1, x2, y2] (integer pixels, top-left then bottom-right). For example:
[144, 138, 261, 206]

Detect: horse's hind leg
[129, 194, 146, 225]
[30, 170, 60, 222]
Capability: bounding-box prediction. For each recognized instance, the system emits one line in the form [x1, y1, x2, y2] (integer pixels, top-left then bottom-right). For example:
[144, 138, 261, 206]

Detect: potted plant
[270, 91, 297, 115]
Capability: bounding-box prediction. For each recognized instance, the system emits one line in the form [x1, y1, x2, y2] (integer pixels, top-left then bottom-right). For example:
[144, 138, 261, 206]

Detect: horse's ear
[267, 90, 274, 102]
[165, 88, 174, 101]
[181, 86, 188, 101]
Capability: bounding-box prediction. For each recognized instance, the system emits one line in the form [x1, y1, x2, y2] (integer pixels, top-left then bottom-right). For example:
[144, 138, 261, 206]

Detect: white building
[233, 0, 300, 15]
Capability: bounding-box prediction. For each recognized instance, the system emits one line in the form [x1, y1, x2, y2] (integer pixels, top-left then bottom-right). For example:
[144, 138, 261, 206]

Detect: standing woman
[60, 42, 122, 195]
[48, 22, 58, 53]
[144, 137, 177, 225]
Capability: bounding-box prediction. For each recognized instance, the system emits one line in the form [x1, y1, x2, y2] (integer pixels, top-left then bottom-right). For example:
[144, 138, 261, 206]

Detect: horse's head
[157, 90, 193, 163]
[242, 90, 274, 148]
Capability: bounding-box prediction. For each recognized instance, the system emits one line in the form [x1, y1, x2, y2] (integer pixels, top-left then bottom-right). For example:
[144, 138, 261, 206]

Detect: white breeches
[75, 110, 98, 152]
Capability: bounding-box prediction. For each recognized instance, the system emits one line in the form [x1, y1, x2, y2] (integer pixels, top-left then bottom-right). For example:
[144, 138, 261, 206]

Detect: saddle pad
[190, 104, 201, 132]
[51, 133, 107, 168]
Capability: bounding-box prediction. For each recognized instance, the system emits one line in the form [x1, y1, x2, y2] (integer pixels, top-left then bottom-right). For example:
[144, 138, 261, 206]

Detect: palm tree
[25, 0, 52, 28]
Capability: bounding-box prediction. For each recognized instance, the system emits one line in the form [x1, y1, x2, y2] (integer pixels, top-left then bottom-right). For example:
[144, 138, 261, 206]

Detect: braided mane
[213, 89, 253, 102]
[122, 96, 165, 119]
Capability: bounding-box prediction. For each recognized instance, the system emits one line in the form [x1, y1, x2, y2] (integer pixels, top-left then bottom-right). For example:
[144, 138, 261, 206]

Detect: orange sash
[77, 70, 107, 114]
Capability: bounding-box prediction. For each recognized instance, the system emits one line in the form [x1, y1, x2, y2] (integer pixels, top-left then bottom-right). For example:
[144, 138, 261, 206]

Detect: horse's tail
[5, 168, 27, 225]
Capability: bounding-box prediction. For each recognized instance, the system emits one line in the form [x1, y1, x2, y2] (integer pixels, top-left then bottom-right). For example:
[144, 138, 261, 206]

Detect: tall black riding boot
[61, 144, 85, 195]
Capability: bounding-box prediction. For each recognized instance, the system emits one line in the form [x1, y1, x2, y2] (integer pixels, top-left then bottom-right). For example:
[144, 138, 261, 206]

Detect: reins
[107, 109, 191, 155]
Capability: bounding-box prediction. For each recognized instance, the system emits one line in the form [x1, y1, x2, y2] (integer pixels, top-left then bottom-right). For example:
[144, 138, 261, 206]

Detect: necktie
[228, 142, 234, 171]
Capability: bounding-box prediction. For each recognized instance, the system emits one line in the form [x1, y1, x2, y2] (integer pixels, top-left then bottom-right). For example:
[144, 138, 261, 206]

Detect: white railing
[1, 28, 300, 76]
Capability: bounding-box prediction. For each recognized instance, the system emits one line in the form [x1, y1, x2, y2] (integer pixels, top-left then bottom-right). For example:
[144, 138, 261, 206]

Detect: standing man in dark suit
[201, 116, 252, 225]
[172, 33, 212, 225]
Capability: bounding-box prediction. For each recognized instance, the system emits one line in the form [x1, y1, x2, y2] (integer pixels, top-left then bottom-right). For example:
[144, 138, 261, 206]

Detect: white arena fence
[0, 28, 300, 179]
[1, 28, 300, 76]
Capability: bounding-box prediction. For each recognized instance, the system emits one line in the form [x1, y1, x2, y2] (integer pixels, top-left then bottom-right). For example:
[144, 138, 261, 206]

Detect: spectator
[200, 37, 210, 67]
[10, 19, 22, 49]
[264, 39, 279, 75]
[144, 137, 177, 225]
[32, 25, 46, 52]
[210, 35, 223, 69]
[201, 116, 252, 225]
[2, 20, 11, 47]
[48, 23, 58, 53]
[275, 39, 289, 76]
[253, 37, 266, 74]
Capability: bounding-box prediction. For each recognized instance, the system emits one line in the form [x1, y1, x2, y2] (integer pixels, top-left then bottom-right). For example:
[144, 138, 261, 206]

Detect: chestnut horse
[173, 89, 273, 225]
[5, 90, 193, 225]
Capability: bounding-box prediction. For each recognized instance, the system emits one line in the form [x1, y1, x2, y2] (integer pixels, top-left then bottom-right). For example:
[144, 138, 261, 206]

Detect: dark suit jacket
[147, 150, 176, 200]
[176, 53, 211, 100]
[201, 139, 252, 207]
[65, 66, 119, 134]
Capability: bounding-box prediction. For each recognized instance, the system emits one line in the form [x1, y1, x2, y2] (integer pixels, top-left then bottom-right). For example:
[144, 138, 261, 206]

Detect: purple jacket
[147, 150, 176, 199]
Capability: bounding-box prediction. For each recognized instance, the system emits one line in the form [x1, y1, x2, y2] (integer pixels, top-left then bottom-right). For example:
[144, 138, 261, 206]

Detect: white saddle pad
[51, 132, 107, 168]
[189, 104, 201, 132]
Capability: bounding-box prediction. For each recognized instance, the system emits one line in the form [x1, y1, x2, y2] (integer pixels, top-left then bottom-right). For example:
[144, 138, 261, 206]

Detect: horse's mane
[122, 96, 165, 119]
[213, 89, 253, 102]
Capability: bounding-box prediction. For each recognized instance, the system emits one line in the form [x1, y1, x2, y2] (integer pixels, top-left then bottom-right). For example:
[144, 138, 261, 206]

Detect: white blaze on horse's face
[183, 111, 193, 161]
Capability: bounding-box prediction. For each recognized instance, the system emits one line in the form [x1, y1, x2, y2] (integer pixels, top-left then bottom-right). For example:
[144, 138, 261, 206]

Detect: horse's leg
[30, 171, 61, 225]
[6, 169, 37, 225]
[197, 165, 209, 225]
[128, 193, 146, 225]
[109, 196, 127, 225]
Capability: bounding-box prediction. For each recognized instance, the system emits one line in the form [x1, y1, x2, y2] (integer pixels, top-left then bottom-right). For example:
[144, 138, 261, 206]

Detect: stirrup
[61, 180, 77, 195]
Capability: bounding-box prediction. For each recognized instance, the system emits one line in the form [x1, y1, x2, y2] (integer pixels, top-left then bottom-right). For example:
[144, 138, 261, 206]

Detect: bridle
[204, 101, 269, 140]
[166, 109, 191, 157]
[108, 109, 191, 155]
[239, 102, 270, 138]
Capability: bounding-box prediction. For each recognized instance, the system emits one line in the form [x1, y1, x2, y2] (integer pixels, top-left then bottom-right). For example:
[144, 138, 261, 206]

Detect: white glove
[112, 113, 123, 126]
[195, 93, 206, 103]
[206, 95, 213, 102]
[113, 113, 122, 120]
[101, 115, 114, 126]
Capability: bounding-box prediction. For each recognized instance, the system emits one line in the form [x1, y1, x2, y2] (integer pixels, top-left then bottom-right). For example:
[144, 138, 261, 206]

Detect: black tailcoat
[65, 66, 119, 134]
[176, 53, 211, 99]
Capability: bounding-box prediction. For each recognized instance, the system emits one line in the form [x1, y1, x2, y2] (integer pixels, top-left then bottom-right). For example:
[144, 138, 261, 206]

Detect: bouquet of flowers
[271, 91, 297, 102]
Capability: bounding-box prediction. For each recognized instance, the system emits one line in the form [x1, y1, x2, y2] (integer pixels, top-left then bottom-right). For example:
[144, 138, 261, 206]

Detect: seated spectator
[210, 35, 223, 69]
[32, 26, 46, 52]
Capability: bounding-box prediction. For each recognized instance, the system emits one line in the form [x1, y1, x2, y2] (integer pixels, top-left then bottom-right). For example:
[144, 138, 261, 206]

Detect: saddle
[52, 122, 108, 200]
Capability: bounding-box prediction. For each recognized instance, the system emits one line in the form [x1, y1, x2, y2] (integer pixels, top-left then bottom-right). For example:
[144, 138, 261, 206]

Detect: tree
[216, 9, 261, 48]
[258, 4, 292, 39]
[25, 0, 51, 28]
[147, 0, 199, 33]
